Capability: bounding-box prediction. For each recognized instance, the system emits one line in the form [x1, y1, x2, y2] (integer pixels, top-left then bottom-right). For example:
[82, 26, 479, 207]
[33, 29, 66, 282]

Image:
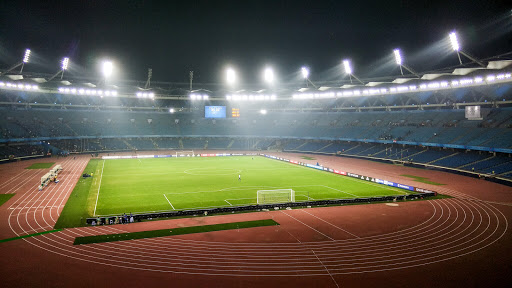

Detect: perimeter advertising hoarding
[205, 106, 226, 118]
[263, 154, 426, 194]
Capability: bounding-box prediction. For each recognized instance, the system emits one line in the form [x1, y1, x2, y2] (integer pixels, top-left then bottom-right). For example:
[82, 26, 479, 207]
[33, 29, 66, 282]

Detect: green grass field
[401, 174, 446, 185]
[88, 156, 412, 216]
[0, 194, 15, 207]
[26, 162, 55, 169]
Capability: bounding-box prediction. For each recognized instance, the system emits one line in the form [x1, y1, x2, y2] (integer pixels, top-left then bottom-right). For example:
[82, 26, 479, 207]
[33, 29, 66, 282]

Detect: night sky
[0, 0, 510, 85]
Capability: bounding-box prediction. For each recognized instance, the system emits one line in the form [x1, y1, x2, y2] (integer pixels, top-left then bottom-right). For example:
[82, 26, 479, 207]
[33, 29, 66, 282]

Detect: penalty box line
[163, 194, 175, 210]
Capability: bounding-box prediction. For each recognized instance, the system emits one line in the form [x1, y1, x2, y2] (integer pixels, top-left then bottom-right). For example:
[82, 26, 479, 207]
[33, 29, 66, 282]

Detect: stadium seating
[1, 107, 512, 179]
[0, 144, 44, 160]
[430, 152, 491, 168]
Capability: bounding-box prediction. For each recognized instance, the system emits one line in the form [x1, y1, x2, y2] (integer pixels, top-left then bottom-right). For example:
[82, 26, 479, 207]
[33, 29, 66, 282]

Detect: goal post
[175, 150, 195, 157]
[257, 189, 295, 204]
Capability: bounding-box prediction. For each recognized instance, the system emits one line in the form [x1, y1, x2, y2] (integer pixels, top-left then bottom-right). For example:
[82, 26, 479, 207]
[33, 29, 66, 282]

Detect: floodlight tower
[20, 49, 31, 74]
[449, 31, 486, 68]
[48, 57, 70, 81]
[343, 59, 364, 85]
[393, 49, 420, 78]
[0, 49, 31, 76]
[301, 66, 317, 88]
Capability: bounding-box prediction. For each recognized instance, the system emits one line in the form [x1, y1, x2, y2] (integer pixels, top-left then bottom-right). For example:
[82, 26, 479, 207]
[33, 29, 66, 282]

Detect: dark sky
[0, 0, 510, 85]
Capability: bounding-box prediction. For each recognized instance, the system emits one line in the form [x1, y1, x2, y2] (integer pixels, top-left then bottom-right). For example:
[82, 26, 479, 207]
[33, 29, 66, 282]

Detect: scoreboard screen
[205, 106, 226, 118]
[231, 108, 240, 118]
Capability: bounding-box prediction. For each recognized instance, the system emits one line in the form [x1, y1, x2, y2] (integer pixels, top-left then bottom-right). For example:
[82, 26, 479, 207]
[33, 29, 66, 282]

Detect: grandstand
[2, 102, 512, 181]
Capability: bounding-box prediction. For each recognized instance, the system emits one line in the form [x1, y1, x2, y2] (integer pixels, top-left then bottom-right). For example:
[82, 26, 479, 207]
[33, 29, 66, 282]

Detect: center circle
[184, 168, 242, 175]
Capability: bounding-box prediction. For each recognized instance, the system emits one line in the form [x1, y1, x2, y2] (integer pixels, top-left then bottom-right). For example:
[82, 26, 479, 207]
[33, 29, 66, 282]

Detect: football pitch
[88, 156, 411, 216]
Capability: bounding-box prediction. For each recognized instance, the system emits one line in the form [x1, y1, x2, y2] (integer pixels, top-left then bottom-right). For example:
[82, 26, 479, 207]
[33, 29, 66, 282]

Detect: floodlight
[301, 67, 309, 79]
[260, 109, 267, 115]
[343, 60, 352, 75]
[169, 108, 175, 113]
[449, 32, 460, 51]
[61, 57, 69, 70]
[226, 68, 236, 85]
[448, 31, 485, 67]
[102, 61, 113, 78]
[23, 49, 31, 63]
[264, 67, 274, 83]
[393, 49, 402, 65]
[392, 49, 420, 77]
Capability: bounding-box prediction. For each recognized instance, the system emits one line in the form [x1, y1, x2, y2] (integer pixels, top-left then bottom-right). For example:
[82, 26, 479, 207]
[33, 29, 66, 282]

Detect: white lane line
[93, 160, 105, 216]
[300, 209, 360, 238]
[280, 211, 335, 241]
[311, 249, 340, 288]
[481, 200, 512, 207]
[163, 194, 175, 210]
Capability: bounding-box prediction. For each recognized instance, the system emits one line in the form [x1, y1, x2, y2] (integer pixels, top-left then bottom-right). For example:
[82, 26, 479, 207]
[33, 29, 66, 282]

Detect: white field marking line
[311, 249, 340, 288]
[341, 173, 409, 195]
[318, 185, 358, 197]
[480, 200, 512, 207]
[4, 169, 41, 196]
[224, 199, 233, 206]
[93, 160, 105, 217]
[300, 209, 360, 239]
[163, 194, 175, 210]
[17, 226, 54, 235]
[280, 210, 335, 241]
[286, 230, 303, 243]
[95, 203, 235, 217]
[284, 158, 409, 195]
[0, 168, 32, 190]
[156, 184, 354, 196]
[183, 168, 242, 176]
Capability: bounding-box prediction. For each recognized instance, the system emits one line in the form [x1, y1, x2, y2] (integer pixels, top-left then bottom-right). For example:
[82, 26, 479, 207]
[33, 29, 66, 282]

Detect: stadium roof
[2, 61, 510, 102]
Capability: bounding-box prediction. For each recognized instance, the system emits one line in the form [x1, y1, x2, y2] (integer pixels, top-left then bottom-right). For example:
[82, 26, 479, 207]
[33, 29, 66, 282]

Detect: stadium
[1, 2, 512, 287]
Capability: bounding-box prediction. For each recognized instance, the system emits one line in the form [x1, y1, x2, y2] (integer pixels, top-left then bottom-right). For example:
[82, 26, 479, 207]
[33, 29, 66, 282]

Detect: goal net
[257, 189, 295, 204]
[175, 150, 195, 157]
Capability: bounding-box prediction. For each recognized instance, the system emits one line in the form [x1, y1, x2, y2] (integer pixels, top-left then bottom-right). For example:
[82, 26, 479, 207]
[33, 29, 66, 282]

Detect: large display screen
[205, 106, 226, 118]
